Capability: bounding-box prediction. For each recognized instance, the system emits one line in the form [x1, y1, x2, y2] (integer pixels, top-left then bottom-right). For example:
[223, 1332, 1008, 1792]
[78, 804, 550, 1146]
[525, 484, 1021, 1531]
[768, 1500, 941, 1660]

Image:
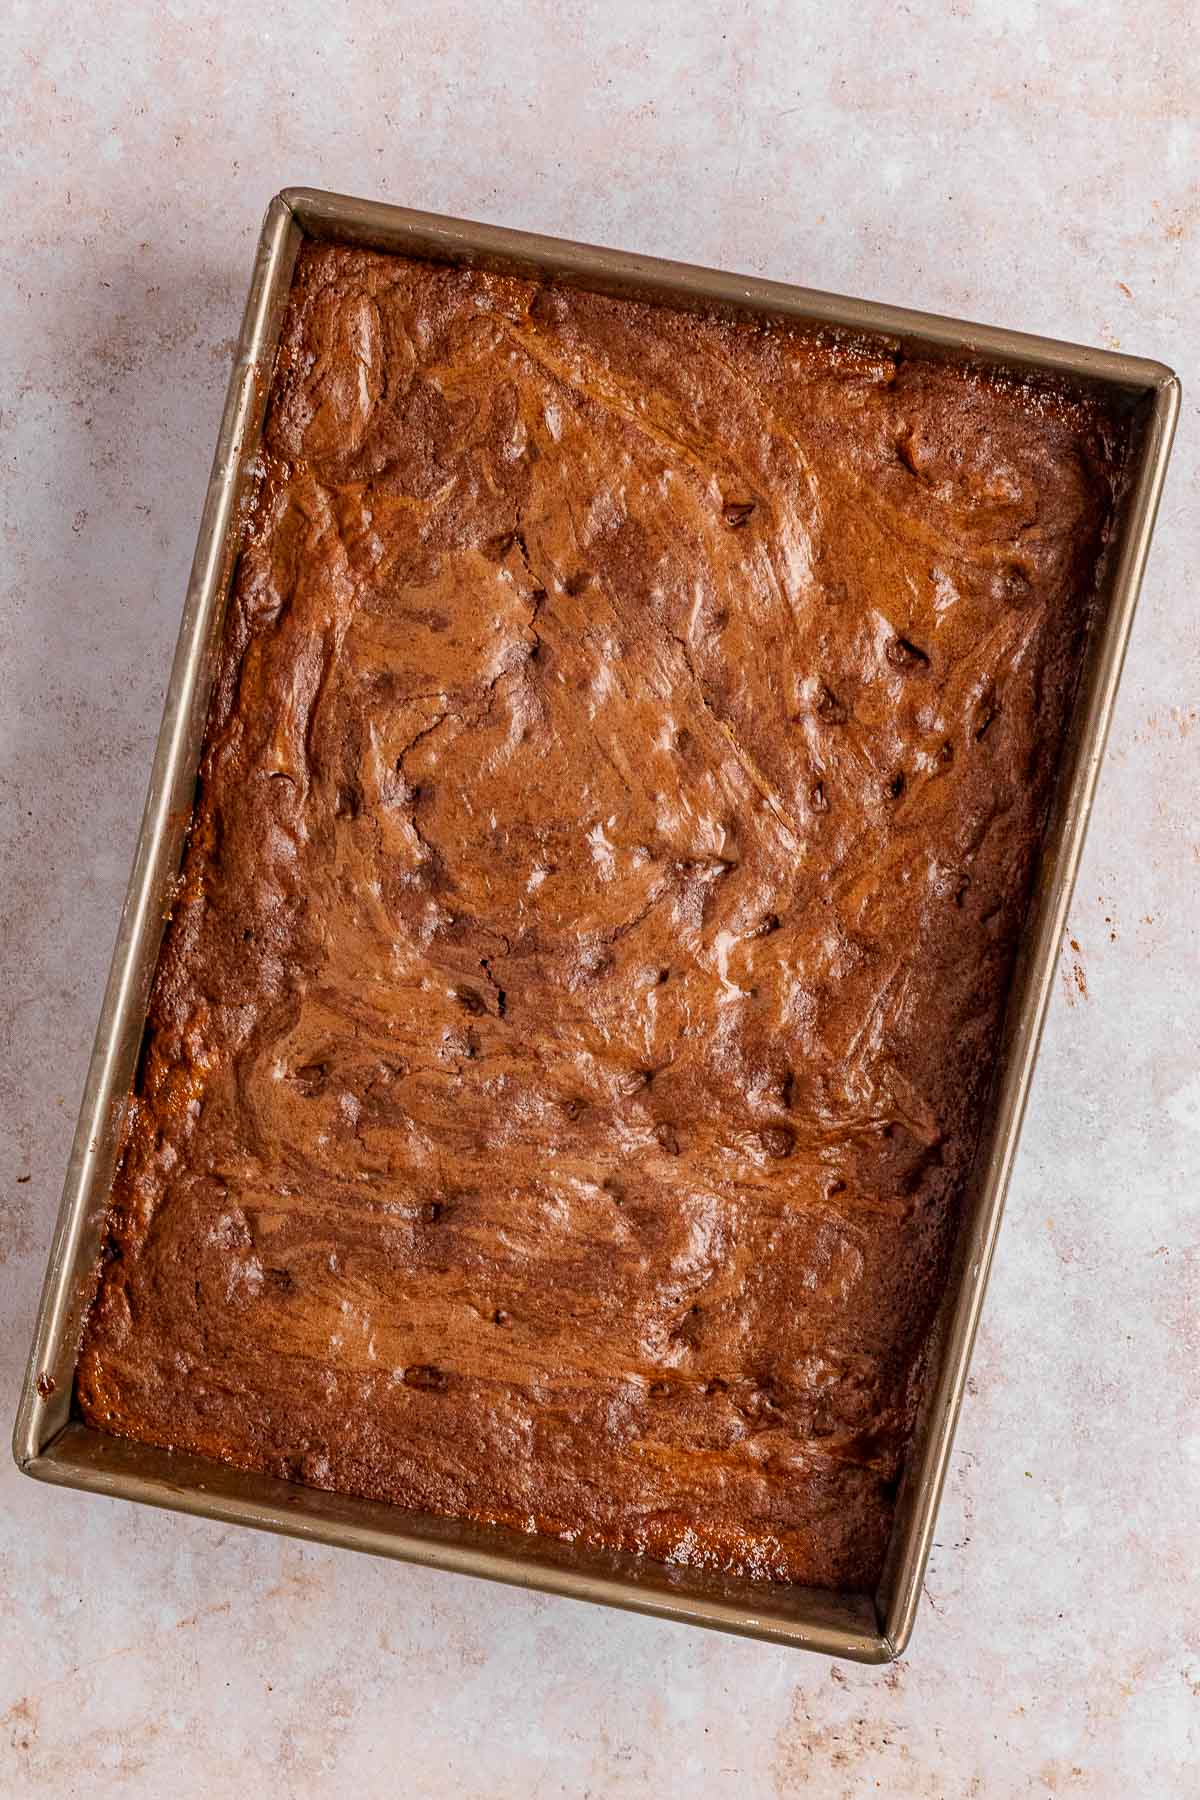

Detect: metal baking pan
[13, 187, 1179, 1663]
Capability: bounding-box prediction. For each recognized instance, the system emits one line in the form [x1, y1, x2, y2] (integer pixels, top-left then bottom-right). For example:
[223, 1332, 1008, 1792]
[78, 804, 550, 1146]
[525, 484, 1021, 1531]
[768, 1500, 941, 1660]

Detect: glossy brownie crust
[77, 245, 1123, 1590]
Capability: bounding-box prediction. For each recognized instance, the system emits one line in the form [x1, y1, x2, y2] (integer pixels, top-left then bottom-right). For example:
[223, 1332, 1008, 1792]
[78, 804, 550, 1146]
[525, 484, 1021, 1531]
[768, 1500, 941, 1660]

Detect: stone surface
[1, 2, 1196, 1794]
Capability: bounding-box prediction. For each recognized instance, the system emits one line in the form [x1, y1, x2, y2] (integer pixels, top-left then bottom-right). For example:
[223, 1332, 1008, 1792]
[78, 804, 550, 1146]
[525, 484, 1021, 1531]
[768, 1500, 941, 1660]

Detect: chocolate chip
[746, 912, 781, 938]
[815, 684, 847, 724]
[403, 1364, 448, 1391]
[900, 1138, 946, 1196]
[479, 957, 507, 1017]
[975, 696, 1000, 741]
[1003, 566, 1033, 603]
[888, 771, 907, 800]
[453, 986, 487, 1016]
[529, 286, 566, 325]
[886, 636, 930, 671]
[895, 432, 922, 478]
[616, 1068, 653, 1096]
[758, 1127, 794, 1159]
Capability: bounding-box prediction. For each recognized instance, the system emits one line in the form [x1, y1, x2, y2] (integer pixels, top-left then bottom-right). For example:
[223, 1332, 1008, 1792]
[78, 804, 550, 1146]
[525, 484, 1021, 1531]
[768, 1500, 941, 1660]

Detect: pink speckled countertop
[2, 3, 1197, 1795]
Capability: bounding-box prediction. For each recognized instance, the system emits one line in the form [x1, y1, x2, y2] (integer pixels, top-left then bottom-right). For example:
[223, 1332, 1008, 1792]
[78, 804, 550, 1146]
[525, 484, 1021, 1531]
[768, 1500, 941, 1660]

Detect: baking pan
[13, 188, 1179, 1662]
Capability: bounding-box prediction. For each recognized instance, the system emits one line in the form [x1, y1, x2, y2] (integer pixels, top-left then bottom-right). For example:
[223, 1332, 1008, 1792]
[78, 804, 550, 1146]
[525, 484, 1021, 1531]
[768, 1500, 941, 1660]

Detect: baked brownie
[76, 245, 1125, 1590]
